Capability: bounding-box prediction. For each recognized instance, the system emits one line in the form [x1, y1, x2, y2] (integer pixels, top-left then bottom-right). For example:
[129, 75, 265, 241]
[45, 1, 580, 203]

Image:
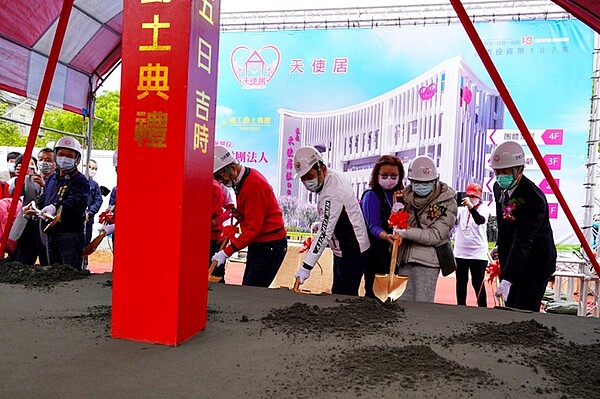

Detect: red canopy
[0, 0, 122, 113]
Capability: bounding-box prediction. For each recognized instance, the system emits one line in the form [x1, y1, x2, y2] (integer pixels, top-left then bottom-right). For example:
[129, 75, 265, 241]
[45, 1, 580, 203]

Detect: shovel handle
[389, 236, 401, 275]
[388, 236, 402, 290]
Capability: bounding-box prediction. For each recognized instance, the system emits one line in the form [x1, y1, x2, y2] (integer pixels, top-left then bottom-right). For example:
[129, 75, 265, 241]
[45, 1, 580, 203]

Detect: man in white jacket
[292, 146, 370, 296]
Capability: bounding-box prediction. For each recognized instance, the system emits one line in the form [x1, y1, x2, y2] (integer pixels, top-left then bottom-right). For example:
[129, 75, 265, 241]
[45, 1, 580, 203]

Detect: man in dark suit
[490, 141, 557, 311]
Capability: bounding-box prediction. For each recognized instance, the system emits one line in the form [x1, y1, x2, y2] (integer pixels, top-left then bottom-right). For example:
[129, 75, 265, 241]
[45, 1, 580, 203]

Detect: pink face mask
[378, 176, 398, 191]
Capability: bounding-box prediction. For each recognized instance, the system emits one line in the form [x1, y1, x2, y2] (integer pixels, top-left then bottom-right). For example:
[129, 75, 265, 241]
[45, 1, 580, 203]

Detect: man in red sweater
[211, 145, 287, 287]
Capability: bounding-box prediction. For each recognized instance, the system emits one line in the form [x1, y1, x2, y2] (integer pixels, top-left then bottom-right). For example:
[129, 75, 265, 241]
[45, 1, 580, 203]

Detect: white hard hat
[113, 149, 118, 167]
[213, 145, 235, 173]
[407, 156, 438, 181]
[54, 136, 82, 160]
[490, 141, 525, 169]
[293, 146, 322, 178]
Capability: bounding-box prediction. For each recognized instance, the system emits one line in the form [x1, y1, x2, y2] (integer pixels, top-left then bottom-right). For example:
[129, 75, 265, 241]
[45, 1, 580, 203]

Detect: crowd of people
[0, 138, 556, 312]
[209, 141, 556, 312]
[0, 137, 114, 271]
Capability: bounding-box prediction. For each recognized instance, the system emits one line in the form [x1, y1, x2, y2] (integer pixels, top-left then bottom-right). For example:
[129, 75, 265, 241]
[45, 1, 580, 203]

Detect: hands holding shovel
[82, 206, 115, 257]
[208, 218, 240, 283]
[372, 206, 410, 303]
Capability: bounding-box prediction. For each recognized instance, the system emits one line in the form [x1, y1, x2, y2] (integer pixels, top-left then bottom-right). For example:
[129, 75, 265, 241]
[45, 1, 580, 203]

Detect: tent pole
[584, 33, 600, 251]
[84, 88, 95, 177]
[449, 0, 600, 276]
[0, 0, 75, 257]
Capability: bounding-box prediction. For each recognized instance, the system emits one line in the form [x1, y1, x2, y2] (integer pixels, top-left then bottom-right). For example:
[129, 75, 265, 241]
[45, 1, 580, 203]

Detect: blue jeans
[47, 232, 84, 270]
[242, 238, 287, 287]
[332, 251, 367, 296]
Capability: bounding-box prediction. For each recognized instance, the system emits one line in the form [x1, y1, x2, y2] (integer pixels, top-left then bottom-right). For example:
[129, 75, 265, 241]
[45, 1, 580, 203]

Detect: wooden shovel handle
[388, 236, 402, 289]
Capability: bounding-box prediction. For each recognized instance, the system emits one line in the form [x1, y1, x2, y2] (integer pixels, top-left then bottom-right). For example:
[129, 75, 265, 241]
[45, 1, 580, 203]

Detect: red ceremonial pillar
[112, 0, 220, 345]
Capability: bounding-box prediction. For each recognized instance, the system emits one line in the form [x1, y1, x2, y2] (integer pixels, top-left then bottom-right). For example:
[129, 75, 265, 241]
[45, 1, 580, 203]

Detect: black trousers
[506, 276, 549, 312]
[15, 219, 48, 266]
[455, 257, 487, 307]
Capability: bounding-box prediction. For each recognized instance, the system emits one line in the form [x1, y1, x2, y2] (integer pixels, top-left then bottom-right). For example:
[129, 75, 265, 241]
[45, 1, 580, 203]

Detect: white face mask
[412, 182, 434, 197]
[88, 169, 97, 178]
[7, 163, 15, 173]
[56, 156, 76, 172]
[378, 177, 398, 191]
[470, 198, 480, 206]
[303, 178, 322, 193]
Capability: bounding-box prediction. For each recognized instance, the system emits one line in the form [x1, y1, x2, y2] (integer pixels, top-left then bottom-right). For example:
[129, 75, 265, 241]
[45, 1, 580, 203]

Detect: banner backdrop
[215, 20, 595, 244]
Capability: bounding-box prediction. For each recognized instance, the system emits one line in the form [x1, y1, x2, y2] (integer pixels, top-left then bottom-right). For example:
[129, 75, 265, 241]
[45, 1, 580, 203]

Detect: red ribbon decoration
[486, 259, 501, 283]
[98, 209, 115, 225]
[388, 210, 410, 229]
[219, 225, 239, 242]
[299, 236, 312, 253]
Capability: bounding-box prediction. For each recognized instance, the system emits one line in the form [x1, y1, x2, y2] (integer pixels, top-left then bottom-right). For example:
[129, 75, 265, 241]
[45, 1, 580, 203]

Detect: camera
[456, 191, 467, 206]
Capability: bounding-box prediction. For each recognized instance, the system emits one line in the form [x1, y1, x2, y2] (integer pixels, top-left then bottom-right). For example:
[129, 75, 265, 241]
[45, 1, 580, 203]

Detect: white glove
[294, 264, 312, 284]
[41, 204, 56, 216]
[495, 280, 512, 300]
[311, 222, 320, 233]
[211, 250, 228, 266]
[100, 224, 115, 235]
[490, 247, 498, 260]
[393, 228, 406, 237]
[392, 202, 405, 212]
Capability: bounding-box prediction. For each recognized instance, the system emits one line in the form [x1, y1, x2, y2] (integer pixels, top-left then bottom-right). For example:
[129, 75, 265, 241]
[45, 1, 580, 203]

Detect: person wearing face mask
[360, 155, 405, 298]
[37, 148, 56, 181]
[8, 155, 44, 265]
[393, 155, 457, 302]
[2, 151, 21, 181]
[292, 146, 370, 295]
[82, 159, 103, 269]
[453, 183, 490, 307]
[490, 141, 556, 311]
[211, 145, 287, 287]
[38, 137, 90, 270]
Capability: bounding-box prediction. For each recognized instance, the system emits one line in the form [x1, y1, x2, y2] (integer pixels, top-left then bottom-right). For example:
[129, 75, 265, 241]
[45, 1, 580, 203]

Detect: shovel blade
[373, 274, 409, 303]
[82, 233, 106, 257]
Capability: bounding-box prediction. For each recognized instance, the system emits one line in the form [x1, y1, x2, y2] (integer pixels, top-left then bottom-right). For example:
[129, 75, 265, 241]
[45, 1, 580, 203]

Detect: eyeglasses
[379, 174, 399, 180]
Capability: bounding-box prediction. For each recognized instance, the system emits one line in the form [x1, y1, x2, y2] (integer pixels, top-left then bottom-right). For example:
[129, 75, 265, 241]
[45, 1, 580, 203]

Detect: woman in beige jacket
[394, 156, 457, 302]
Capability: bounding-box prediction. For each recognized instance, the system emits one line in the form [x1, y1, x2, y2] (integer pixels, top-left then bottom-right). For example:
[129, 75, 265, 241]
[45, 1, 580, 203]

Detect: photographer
[454, 183, 490, 307]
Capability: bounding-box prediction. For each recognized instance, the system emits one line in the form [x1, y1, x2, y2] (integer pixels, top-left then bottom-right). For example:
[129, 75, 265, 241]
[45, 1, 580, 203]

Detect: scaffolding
[220, 1, 571, 32]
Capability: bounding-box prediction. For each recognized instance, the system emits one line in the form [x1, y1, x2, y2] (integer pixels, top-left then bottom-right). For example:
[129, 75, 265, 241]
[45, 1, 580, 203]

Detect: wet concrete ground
[1, 271, 599, 398]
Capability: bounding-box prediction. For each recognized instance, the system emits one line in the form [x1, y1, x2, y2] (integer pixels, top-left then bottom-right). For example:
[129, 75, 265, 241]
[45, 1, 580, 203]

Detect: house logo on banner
[230, 45, 281, 90]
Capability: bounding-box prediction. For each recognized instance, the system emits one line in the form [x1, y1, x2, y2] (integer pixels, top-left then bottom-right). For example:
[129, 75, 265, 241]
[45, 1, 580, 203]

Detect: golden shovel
[373, 236, 409, 303]
[82, 229, 107, 257]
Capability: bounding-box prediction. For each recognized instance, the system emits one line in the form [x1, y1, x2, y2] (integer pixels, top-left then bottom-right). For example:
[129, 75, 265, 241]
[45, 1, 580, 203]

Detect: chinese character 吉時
[194, 123, 209, 153]
[195, 90, 210, 121]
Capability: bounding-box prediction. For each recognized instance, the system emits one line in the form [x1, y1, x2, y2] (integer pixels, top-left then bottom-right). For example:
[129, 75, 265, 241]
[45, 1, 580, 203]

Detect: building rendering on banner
[277, 56, 505, 203]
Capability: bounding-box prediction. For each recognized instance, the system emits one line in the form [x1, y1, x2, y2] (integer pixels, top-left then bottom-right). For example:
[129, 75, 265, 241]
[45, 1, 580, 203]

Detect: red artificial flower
[486, 259, 501, 283]
[388, 210, 410, 229]
[220, 225, 239, 242]
[299, 236, 313, 253]
[98, 209, 115, 225]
